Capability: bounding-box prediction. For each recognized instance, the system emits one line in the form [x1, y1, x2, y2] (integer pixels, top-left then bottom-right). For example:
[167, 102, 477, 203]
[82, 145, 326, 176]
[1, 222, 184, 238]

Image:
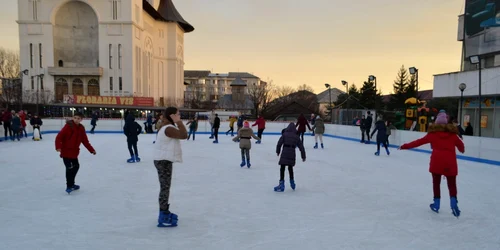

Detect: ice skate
[429, 198, 440, 213]
[450, 197, 460, 218]
[274, 180, 285, 192]
[127, 157, 135, 163]
[321, 143, 324, 149]
[290, 179, 296, 190]
[313, 143, 318, 149]
[157, 211, 178, 227]
[135, 155, 141, 162]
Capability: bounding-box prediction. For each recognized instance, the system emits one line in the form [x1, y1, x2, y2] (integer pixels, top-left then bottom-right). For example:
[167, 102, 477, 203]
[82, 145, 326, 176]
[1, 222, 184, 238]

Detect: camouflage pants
[241, 148, 250, 162]
[154, 160, 173, 212]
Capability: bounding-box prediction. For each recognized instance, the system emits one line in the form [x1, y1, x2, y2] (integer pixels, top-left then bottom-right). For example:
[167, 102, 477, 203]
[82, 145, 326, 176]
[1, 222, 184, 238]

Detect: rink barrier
[1, 119, 499, 166]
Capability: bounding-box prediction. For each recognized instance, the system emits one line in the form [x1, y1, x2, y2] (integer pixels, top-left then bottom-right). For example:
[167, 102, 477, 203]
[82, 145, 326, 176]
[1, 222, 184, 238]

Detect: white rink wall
[2, 118, 500, 165]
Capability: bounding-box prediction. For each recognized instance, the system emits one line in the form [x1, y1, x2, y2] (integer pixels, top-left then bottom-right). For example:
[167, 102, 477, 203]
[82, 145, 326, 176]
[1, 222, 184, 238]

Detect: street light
[341, 80, 349, 125]
[469, 55, 481, 136]
[459, 83, 467, 127]
[409, 67, 419, 101]
[325, 83, 332, 123]
[368, 75, 377, 89]
[19, 69, 28, 110]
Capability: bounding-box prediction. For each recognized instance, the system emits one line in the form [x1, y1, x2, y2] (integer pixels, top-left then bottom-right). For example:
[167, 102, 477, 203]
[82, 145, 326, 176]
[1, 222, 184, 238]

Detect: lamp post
[459, 83, 467, 127]
[325, 83, 332, 123]
[368, 75, 377, 89]
[19, 69, 29, 110]
[409, 67, 419, 100]
[342, 80, 348, 124]
[34, 73, 44, 115]
[469, 55, 481, 136]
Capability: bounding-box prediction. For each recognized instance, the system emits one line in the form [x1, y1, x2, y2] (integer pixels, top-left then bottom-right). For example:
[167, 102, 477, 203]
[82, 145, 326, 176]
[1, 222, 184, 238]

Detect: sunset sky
[0, 0, 464, 94]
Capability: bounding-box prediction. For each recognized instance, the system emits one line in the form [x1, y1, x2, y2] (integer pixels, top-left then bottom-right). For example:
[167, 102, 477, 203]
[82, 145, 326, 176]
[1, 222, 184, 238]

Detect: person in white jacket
[154, 106, 188, 227]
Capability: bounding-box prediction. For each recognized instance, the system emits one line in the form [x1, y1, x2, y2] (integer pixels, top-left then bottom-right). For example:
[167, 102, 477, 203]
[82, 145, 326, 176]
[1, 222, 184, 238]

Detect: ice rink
[1, 133, 499, 250]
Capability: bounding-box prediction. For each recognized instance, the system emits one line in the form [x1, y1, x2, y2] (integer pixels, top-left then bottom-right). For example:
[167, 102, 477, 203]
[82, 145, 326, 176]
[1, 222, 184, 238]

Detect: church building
[17, 0, 194, 107]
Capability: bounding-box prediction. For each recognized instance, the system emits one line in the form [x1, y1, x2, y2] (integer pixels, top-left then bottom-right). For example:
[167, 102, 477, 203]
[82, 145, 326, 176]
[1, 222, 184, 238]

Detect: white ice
[1, 133, 499, 250]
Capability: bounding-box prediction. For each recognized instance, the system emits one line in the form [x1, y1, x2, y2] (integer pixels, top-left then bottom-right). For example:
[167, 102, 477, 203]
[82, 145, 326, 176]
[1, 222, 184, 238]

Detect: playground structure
[404, 97, 438, 132]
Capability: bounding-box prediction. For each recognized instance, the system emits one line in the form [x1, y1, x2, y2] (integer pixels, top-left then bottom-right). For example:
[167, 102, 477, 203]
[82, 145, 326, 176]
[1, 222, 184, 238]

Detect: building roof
[184, 70, 211, 78]
[230, 77, 247, 86]
[143, 0, 194, 33]
[228, 72, 259, 79]
[382, 89, 433, 103]
[316, 88, 345, 103]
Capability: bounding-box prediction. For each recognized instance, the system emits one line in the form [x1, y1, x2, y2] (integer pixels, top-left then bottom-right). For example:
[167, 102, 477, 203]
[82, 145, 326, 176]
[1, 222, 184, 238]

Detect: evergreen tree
[359, 80, 380, 109]
[405, 74, 418, 100]
[389, 65, 410, 110]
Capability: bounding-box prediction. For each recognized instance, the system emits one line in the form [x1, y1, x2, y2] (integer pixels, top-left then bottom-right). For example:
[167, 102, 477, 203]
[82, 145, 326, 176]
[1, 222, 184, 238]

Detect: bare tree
[274, 85, 295, 99]
[0, 48, 20, 78]
[297, 84, 314, 93]
[0, 48, 21, 107]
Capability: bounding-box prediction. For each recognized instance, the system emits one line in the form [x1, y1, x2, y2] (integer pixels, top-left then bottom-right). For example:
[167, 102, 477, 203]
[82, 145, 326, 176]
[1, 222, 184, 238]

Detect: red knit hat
[243, 121, 249, 128]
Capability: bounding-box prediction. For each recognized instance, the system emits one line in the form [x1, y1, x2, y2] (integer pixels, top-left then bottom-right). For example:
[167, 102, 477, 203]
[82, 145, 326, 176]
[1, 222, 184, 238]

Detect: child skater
[124, 114, 143, 163]
[312, 115, 325, 149]
[399, 111, 465, 217]
[275, 122, 306, 192]
[232, 121, 260, 168]
[370, 116, 390, 156]
[186, 117, 198, 141]
[55, 112, 96, 194]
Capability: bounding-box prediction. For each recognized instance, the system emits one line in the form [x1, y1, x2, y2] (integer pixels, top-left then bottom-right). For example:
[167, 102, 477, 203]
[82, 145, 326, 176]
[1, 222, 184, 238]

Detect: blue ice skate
[213, 140, 218, 144]
[256, 140, 261, 144]
[157, 211, 178, 227]
[314, 143, 318, 149]
[450, 197, 461, 218]
[374, 151, 380, 156]
[386, 148, 390, 155]
[65, 185, 80, 194]
[290, 179, 296, 190]
[135, 155, 141, 162]
[429, 198, 440, 213]
[247, 160, 251, 168]
[274, 180, 285, 192]
[127, 157, 135, 163]
[240, 159, 246, 167]
[321, 143, 324, 149]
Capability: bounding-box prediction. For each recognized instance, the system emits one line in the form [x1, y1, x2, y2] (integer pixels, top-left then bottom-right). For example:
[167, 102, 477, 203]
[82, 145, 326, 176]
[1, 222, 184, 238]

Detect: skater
[399, 112, 465, 217]
[364, 111, 373, 144]
[19, 110, 27, 138]
[312, 115, 325, 149]
[310, 114, 316, 136]
[370, 117, 390, 156]
[232, 121, 260, 168]
[385, 120, 397, 145]
[236, 114, 245, 132]
[2, 109, 12, 140]
[226, 116, 237, 136]
[153, 107, 188, 227]
[359, 115, 366, 143]
[55, 112, 96, 194]
[10, 113, 21, 141]
[123, 114, 143, 163]
[209, 109, 215, 139]
[90, 112, 98, 134]
[30, 114, 43, 140]
[252, 115, 265, 144]
[186, 117, 198, 140]
[274, 122, 306, 192]
[212, 114, 220, 143]
[295, 113, 311, 143]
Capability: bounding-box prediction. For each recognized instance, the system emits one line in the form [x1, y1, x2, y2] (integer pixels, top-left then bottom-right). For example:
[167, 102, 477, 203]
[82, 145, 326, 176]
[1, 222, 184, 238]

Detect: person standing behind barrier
[359, 115, 367, 143]
[363, 112, 373, 144]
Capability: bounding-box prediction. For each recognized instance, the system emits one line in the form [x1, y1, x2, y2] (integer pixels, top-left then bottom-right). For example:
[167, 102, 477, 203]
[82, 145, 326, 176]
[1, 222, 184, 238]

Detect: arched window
[72, 78, 84, 95]
[58, 60, 64, 67]
[55, 78, 68, 102]
[88, 79, 100, 96]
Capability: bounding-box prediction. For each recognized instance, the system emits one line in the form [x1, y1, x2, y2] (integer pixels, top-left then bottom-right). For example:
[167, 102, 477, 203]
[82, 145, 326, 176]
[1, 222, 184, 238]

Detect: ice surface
[1, 133, 499, 250]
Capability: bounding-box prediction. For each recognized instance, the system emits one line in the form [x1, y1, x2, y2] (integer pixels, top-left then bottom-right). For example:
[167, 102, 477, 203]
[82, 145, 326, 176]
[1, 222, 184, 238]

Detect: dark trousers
[361, 129, 366, 141]
[12, 129, 20, 140]
[3, 123, 11, 137]
[297, 131, 305, 142]
[213, 128, 219, 141]
[385, 135, 390, 145]
[241, 148, 250, 162]
[127, 141, 138, 156]
[280, 165, 294, 181]
[63, 158, 80, 188]
[226, 126, 234, 136]
[21, 127, 27, 137]
[365, 128, 371, 141]
[90, 125, 96, 133]
[376, 140, 388, 152]
[432, 174, 457, 198]
[188, 129, 195, 140]
[257, 128, 264, 140]
[154, 160, 173, 212]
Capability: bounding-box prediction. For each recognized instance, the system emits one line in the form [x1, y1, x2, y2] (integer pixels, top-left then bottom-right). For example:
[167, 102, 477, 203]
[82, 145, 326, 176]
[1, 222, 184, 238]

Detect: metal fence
[328, 109, 375, 125]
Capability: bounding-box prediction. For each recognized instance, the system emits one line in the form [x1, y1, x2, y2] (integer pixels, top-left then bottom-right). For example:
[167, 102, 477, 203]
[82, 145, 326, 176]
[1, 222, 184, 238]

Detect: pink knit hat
[243, 121, 249, 128]
[435, 112, 448, 124]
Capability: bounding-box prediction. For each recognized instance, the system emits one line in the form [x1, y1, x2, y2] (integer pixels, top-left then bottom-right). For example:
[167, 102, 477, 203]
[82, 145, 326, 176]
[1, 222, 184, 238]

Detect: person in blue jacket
[370, 117, 390, 156]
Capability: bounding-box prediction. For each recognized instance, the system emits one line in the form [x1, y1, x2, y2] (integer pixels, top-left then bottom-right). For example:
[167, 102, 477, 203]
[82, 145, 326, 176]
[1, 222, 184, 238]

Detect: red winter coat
[19, 112, 27, 127]
[295, 115, 311, 133]
[252, 117, 266, 130]
[400, 124, 465, 176]
[55, 120, 95, 159]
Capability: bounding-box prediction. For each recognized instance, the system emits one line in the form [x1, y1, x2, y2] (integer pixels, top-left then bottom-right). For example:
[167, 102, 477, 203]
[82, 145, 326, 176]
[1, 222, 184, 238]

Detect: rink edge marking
[2, 130, 499, 167]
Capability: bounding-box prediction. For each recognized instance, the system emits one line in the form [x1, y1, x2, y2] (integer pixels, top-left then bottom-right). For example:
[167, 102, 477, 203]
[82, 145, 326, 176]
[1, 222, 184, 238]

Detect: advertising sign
[63, 95, 154, 107]
[464, 0, 500, 57]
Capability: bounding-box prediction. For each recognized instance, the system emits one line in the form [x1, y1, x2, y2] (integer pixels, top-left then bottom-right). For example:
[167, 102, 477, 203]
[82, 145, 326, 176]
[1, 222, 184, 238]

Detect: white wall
[433, 66, 500, 98]
[12, 119, 500, 165]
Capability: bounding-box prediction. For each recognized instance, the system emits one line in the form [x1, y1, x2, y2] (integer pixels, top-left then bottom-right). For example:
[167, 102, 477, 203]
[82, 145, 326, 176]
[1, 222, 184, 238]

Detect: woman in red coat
[55, 112, 96, 194]
[295, 114, 311, 143]
[399, 112, 465, 217]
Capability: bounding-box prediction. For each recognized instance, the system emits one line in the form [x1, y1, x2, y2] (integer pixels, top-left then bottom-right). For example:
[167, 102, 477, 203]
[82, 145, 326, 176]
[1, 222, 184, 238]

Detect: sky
[0, 0, 464, 95]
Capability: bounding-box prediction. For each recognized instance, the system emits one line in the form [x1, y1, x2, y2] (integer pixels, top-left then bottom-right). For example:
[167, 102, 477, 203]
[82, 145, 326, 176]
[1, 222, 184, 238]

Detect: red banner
[63, 95, 154, 107]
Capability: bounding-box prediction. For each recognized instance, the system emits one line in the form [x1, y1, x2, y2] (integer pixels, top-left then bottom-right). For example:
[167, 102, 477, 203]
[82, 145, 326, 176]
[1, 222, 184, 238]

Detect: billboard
[63, 95, 155, 107]
[464, 0, 500, 57]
